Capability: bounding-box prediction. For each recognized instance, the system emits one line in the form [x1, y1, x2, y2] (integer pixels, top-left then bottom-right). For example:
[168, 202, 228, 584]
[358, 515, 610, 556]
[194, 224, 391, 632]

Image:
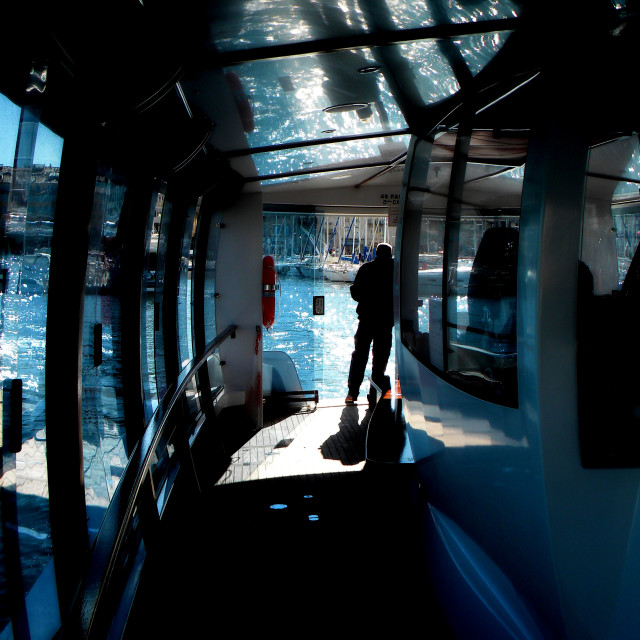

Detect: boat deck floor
[126, 398, 454, 638]
[218, 397, 373, 483]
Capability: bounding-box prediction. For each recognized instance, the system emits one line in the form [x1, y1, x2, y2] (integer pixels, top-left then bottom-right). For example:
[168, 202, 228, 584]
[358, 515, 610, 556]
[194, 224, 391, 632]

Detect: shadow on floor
[319, 405, 371, 466]
[125, 463, 456, 638]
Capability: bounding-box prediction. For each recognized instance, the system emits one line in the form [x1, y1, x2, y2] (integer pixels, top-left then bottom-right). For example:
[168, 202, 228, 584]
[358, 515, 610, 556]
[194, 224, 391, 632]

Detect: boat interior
[2, 1, 640, 638]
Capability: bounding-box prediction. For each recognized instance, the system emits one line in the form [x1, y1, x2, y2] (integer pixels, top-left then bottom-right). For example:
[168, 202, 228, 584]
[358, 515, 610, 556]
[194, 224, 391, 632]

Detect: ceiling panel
[204, 0, 521, 53]
[224, 48, 407, 149]
[252, 133, 409, 178]
[188, 0, 523, 184]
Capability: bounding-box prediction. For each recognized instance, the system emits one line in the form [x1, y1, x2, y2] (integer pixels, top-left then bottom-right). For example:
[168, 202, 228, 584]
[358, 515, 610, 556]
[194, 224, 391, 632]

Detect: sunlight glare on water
[263, 273, 395, 401]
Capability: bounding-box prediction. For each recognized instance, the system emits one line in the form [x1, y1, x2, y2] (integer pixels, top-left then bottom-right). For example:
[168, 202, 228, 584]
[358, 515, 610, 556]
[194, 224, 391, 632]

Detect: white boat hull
[323, 264, 357, 282]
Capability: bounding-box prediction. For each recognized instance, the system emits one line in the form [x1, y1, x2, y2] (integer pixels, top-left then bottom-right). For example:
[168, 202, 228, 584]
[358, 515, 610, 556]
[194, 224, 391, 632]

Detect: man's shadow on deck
[319, 405, 372, 466]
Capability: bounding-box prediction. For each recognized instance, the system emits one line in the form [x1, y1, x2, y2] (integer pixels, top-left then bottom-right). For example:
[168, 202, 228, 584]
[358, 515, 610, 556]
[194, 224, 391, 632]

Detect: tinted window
[82, 169, 128, 539]
[401, 127, 526, 407]
[578, 134, 640, 466]
[0, 94, 62, 637]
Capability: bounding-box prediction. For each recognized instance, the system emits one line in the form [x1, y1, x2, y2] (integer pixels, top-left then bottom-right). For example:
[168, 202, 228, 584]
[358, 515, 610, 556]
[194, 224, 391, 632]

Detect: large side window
[203, 210, 224, 390]
[153, 197, 171, 401]
[81, 168, 129, 540]
[401, 127, 526, 408]
[177, 200, 198, 371]
[141, 190, 165, 422]
[578, 134, 640, 467]
[400, 137, 447, 368]
[176, 200, 201, 426]
[0, 93, 63, 638]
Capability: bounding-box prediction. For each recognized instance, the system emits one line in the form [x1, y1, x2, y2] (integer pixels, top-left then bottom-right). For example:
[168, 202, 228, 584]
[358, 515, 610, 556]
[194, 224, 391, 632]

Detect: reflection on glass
[443, 0, 520, 24]
[208, 0, 519, 51]
[578, 133, 640, 466]
[415, 216, 446, 339]
[582, 135, 640, 293]
[210, 0, 371, 51]
[398, 40, 459, 103]
[228, 48, 407, 149]
[141, 191, 164, 422]
[0, 95, 62, 637]
[456, 31, 512, 76]
[82, 169, 128, 540]
[177, 202, 201, 425]
[254, 134, 409, 177]
[154, 198, 171, 401]
[263, 213, 321, 390]
[203, 211, 223, 346]
[614, 206, 640, 285]
[445, 146, 522, 407]
[401, 130, 523, 407]
[400, 138, 448, 364]
[177, 203, 198, 370]
[203, 211, 224, 397]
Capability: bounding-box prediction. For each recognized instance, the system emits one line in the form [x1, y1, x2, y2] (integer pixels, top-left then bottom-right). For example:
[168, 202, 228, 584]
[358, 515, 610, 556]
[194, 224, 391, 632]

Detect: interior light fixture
[322, 103, 370, 113]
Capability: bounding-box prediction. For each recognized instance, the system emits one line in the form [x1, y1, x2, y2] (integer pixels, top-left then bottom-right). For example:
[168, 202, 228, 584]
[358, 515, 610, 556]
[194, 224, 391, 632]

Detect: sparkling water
[263, 272, 395, 401]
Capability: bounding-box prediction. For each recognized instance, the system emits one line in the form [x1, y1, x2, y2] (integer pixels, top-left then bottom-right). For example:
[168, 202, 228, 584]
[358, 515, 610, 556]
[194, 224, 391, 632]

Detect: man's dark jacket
[349, 254, 393, 327]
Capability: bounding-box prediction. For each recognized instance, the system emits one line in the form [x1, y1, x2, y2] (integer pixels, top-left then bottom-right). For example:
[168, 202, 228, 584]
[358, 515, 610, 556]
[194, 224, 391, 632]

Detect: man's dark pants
[347, 319, 392, 399]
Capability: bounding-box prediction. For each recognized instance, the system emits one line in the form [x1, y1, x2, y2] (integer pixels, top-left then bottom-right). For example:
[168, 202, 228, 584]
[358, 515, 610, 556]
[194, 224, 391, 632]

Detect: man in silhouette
[345, 242, 394, 405]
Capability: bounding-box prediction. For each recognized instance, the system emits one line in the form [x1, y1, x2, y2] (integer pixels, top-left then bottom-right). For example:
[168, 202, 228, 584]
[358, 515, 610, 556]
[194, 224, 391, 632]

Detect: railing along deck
[62, 325, 237, 639]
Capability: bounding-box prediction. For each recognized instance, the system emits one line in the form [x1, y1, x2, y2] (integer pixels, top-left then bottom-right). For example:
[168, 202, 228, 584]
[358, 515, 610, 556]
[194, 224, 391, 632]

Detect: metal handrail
[65, 324, 237, 638]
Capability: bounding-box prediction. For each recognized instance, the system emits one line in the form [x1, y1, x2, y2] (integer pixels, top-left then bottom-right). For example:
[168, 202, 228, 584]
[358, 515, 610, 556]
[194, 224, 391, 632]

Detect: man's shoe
[345, 395, 356, 405]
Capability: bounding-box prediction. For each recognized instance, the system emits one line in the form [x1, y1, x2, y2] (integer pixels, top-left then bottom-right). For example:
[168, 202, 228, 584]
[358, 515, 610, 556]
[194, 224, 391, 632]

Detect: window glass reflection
[0, 94, 62, 637]
[397, 40, 459, 103]
[456, 31, 512, 76]
[154, 198, 171, 401]
[254, 135, 409, 177]
[141, 191, 164, 422]
[177, 202, 198, 370]
[209, 0, 372, 52]
[582, 136, 640, 293]
[82, 168, 128, 540]
[203, 211, 223, 346]
[261, 164, 400, 187]
[177, 202, 201, 425]
[204, 211, 224, 394]
[445, 142, 522, 407]
[400, 138, 448, 368]
[578, 134, 640, 466]
[207, 0, 519, 51]
[228, 48, 407, 150]
[401, 129, 524, 407]
[443, 0, 520, 23]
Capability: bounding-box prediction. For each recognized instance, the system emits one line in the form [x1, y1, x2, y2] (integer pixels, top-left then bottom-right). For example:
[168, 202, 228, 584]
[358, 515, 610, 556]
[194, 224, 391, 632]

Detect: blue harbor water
[263, 272, 395, 401]
[0, 265, 396, 628]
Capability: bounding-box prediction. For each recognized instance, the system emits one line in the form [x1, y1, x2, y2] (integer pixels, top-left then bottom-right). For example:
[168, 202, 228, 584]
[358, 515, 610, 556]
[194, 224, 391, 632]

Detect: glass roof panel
[252, 134, 410, 178]
[387, 30, 511, 106]
[394, 41, 459, 104]
[383, 0, 519, 29]
[455, 31, 512, 77]
[227, 48, 407, 149]
[260, 165, 388, 187]
[206, 0, 521, 52]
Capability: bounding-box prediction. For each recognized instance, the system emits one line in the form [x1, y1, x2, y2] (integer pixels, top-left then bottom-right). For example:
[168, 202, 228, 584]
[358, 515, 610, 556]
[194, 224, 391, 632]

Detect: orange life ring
[262, 255, 277, 329]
